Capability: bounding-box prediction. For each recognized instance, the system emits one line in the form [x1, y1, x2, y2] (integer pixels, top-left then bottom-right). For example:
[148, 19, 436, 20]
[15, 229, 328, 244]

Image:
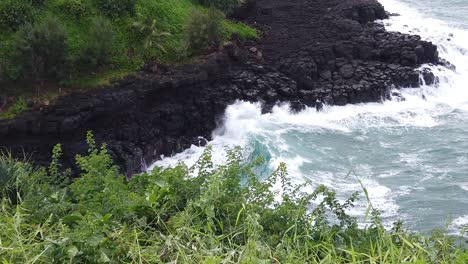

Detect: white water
[150, 0, 468, 234]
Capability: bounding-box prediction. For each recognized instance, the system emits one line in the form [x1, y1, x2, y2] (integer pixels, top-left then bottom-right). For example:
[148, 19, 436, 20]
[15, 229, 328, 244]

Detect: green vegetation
[0, 98, 29, 120]
[197, 0, 241, 14]
[13, 15, 69, 85]
[96, 0, 138, 19]
[80, 16, 116, 70]
[132, 13, 172, 53]
[0, 0, 34, 32]
[0, 133, 466, 263]
[186, 8, 225, 54]
[223, 20, 259, 39]
[0, 0, 258, 101]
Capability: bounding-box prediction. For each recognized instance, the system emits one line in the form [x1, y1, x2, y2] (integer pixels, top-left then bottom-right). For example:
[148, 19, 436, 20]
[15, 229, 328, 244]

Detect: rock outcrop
[0, 0, 440, 175]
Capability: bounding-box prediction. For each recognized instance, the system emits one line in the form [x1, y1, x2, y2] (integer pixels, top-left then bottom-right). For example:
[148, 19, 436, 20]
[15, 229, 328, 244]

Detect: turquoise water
[399, 0, 468, 29]
[152, 0, 468, 234]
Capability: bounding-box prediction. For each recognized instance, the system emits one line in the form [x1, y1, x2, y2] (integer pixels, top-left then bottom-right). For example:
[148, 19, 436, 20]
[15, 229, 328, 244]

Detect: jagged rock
[340, 64, 355, 79]
[320, 70, 332, 80]
[421, 68, 436, 85]
[0, 0, 443, 176]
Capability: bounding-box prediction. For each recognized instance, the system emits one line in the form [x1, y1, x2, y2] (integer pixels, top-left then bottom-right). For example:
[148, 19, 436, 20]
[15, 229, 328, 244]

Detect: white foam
[380, 0, 468, 108]
[149, 0, 468, 231]
[449, 215, 468, 236]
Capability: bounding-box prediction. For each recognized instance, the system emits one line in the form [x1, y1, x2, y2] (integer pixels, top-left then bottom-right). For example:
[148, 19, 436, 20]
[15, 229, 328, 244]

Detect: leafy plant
[0, 0, 258, 95]
[12, 16, 69, 86]
[79, 16, 115, 69]
[0, 0, 34, 32]
[31, 0, 47, 6]
[186, 7, 224, 54]
[59, 0, 92, 20]
[95, 0, 137, 19]
[0, 151, 33, 203]
[1, 135, 465, 263]
[132, 13, 172, 53]
[0, 97, 29, 120]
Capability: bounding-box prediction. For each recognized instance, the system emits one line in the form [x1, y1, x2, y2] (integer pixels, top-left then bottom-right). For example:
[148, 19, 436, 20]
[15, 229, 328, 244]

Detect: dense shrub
[0, 54, 8, 84]
[0, 1, 34, 32]
[31, 0, 47, 6]
[0, 0, 258, 89]
[0, 98, 29, 120]
[0, 134, 466, 263]
[186, 8, 224, 54]
[79, 17, 115, 69]
[13, 16, 69, 83]
[60, 0, 92, 20]
[197, 0, 241, 14]
[95, 0, 137, 19]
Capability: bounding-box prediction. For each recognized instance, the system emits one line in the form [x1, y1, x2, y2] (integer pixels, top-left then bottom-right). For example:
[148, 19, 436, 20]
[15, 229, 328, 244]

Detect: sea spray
[151, 0, 468, 234]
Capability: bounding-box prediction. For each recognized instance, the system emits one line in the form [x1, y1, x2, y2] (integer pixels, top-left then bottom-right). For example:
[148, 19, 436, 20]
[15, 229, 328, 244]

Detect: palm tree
[132, 13, 172, 53]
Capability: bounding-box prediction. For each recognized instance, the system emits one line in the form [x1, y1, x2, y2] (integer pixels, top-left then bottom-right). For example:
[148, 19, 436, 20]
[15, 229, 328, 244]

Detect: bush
[186, 8, 224, 54]
[224, 21, 258, 40]
[0, 137, 466, 263]
[0, 152, 34, 204]
[0, 53, 8, 83]
[0, 98, 29, 120]
[95, 0, 137, 19]
[60, 0, 92, 20]
[13, 16, 69, 83]
[31, 0, 47, 6]
[0, 1, 34, 32]
[197, 0, 241, 14]
[79, 17, 115, 69]
[0, 39, 21, 82]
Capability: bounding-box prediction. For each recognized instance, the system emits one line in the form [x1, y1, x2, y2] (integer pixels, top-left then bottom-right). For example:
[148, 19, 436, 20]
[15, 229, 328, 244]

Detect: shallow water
[150, 0, 468, 234]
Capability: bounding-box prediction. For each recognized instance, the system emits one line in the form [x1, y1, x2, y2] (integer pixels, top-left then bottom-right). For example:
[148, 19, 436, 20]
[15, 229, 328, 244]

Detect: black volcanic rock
[0, 0, 442, 176]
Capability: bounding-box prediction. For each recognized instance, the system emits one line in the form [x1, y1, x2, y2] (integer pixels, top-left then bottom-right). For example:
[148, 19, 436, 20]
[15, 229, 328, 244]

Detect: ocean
[150, 0, 468, 234]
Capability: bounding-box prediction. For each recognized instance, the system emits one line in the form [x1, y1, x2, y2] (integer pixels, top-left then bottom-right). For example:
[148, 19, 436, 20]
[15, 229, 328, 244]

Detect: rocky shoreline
[0, 0, 441, 176]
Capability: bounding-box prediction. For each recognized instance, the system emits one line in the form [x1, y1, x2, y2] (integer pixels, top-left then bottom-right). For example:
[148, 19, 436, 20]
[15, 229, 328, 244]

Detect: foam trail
[449, 215, 468, 236]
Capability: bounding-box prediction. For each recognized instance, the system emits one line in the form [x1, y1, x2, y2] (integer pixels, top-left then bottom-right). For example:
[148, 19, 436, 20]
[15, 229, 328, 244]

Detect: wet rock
[290, 100, 306, 112]
[0, 95, 6, 109]
[298, 77, 315, 90]
[339, 64, 355, 79]
[421, 68, 436, 85]
[320, 70, 332, 80]
[415, 45, 425, 58]
[391, 91, 406, 101]
[61, 115, 82, 132]
[256, 51, 263, 59]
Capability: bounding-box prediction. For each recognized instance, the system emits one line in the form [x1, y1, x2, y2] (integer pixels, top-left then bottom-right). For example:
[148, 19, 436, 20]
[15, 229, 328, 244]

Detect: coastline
[0, 0, 441, 175]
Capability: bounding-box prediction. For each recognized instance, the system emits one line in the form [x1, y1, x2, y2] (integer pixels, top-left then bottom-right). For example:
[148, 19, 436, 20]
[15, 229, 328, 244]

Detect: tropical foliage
[0, 0, 258, 94]
[0, 133, 466, 263]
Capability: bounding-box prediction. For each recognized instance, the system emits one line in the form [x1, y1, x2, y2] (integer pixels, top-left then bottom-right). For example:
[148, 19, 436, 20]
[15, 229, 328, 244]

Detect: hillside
[0, 0, 257, 116]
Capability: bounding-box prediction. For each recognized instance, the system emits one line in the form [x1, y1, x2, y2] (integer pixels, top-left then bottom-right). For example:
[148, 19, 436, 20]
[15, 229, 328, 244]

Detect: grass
[0, 98, 29, 120]
[63, 69, 135, 88]
[0, 133, 466, 263]
[0, 0, 258, 111]
[224, 20, 259, 40]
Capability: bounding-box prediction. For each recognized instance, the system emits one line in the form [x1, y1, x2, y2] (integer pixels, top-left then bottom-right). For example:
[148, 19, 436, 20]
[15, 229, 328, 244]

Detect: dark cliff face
[0, 0, 440, 176]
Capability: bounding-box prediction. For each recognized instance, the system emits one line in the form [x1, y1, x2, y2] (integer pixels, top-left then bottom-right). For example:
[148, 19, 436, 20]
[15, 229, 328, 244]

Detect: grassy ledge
[0, 133, 467, 263]
[0, 0, 258, 118]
